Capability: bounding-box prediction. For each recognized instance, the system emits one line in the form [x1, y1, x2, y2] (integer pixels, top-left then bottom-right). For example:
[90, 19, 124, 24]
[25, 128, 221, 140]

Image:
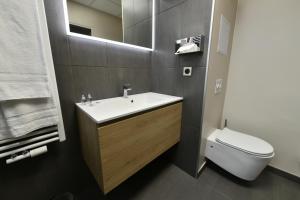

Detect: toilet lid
[216, 128, 274, 157]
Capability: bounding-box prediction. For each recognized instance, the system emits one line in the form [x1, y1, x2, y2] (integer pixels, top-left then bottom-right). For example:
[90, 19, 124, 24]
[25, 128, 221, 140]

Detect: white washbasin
[76, 92, 183, 123]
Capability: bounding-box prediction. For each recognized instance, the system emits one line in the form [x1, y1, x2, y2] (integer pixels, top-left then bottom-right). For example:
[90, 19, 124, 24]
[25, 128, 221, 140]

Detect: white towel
[0, 0, 51, 101]
[175, 43, 200, 55]
[0, 98, 58, 140]
[0, 113, 10, 140]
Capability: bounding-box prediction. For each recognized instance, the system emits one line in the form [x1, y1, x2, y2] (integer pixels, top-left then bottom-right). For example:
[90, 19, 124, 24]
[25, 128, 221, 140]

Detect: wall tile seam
[65, 36, 72, 66]
[54, 64, 71, 68]
[158, 1, 188, 14]
[68, 67, 76, 102]
[179, 65, 207, 68]
[69, 64, 152, 68]
[124, 17, 153, 29]
[181, 122, 202, 130]
[67, 37, 108, 67]
[182, 113, 205, 126]
[56, 67, 77, 104]
[69, 65, 151, 69]
[105, 42, 109, 64]
[68, 38, 152, 57]
[152, 66, 179, 68]
[152, 65, 207, 68]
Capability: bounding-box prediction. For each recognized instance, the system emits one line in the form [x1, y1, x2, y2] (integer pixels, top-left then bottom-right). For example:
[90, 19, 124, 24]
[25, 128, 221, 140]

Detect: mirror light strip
[152, 0, 156, 50]
[62, 0, 155, 51]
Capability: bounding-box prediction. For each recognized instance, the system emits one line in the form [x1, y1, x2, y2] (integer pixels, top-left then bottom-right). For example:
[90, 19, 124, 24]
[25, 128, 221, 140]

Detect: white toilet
[205, 128, 274, 181]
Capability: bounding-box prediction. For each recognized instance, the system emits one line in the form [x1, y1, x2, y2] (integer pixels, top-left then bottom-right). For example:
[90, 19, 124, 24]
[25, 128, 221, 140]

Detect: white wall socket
[215, 79, 223, 94]
[183, 67, 192, 76]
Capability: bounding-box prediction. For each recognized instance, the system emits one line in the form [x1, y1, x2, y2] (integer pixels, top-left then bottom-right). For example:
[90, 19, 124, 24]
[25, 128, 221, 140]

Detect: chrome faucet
[123, 84, 132, 98]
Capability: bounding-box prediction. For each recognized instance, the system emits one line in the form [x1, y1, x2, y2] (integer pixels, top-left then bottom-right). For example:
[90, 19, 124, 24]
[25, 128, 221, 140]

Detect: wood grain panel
[77, 109, 104, 190]
[98, 103, 182, 193]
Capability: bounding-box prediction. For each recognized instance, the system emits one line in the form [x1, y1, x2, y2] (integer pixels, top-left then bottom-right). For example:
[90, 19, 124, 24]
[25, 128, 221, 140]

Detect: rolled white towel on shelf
[175, 43, 200, 55]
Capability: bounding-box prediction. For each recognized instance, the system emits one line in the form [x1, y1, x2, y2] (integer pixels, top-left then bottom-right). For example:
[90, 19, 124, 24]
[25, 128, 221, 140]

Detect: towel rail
[0, 137, 59, 159]
[0, 132, 58, 152]
[0, 126, 58, 145]
[0, 126, 59, 162]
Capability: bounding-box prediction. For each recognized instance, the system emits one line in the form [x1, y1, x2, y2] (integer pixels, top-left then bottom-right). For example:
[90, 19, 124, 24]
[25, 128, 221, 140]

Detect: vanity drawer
[97, 103, 182, 193]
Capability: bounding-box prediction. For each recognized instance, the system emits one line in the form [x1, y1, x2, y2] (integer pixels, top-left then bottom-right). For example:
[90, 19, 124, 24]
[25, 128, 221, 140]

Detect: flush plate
[215, 79, 223, 94]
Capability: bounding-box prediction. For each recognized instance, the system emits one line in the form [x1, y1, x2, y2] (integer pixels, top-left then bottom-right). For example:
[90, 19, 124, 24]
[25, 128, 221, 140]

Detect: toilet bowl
[205, 128, 274, 181]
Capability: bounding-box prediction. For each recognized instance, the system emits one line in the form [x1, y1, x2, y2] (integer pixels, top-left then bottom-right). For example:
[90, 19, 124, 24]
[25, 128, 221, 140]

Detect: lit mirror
[65, 0, 154, 50]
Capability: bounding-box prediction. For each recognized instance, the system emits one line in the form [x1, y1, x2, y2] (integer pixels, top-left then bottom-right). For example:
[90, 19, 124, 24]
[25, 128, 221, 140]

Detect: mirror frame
[62, 0, 155, 51]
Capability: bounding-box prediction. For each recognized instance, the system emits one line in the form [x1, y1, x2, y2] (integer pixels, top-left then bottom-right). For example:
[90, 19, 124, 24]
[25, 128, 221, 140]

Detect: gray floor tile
[273, 173, 300, 200]
[77, 158, 300, 200]
[198, 167, 221, 187]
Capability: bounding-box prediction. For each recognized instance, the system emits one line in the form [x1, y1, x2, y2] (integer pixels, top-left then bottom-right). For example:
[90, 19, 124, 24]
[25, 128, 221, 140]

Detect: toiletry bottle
[81, 94, 87, 105]
[87, 93, 93, 106]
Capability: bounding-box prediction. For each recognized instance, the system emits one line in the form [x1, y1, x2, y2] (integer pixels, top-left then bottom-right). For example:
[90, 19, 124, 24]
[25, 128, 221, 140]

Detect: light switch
[215, 79, 223, 94]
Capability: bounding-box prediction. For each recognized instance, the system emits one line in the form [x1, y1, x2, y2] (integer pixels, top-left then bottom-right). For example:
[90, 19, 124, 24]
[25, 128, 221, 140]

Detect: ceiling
[71, 0, 122, 18]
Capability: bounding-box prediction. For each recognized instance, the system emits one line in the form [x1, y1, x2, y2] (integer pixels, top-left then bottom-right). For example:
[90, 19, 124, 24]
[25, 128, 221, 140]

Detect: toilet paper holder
[175, 35, 204, 55]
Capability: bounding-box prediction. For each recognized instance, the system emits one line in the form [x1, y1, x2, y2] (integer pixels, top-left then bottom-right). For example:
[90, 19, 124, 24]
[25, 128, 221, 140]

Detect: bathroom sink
[76, 92, 183, 123]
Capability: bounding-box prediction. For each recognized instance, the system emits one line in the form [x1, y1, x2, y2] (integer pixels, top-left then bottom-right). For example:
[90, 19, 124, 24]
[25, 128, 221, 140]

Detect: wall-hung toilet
[205, 128, 274, 181]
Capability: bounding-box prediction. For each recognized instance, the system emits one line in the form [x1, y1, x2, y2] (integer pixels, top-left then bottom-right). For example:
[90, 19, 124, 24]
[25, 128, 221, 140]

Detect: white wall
[199, 0, 237, 167]
[224, 0, 300, 177]
[67, 1, 122, 41]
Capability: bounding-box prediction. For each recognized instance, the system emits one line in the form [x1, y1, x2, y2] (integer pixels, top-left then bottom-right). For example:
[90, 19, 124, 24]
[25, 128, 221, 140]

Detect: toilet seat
[205, 128, 275, 180]
[216, 128, 274, 157]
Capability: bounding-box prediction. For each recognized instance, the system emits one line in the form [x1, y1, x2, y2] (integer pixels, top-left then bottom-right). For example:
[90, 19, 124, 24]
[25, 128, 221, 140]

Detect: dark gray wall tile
[159, 0, 187, 13]
[69, 37, 107, 67]
[123, 0, 153, 49]
[48, 32, 71, 66]
[134, 19, 152, 48]
[179, 53, 206, 68]
[123, 0, 135, 28]
[152, 67, 183, 96]
[53, 65, 76, 136]
[181, 0, 212, 37]
[151, 0, 212, 177]
[129, 67, 152, 94]
[153, 5, 182, 68]
[134, 0, 151, 23]
[71, 66, 111, 102]
[107, 43, 151, 68]
[44, 0, 70, 65]
[107, 67, 151, 96]
[173, 67, 207, 176]
[179, 0, 212, 67]
[151, 67, 160, 93]
[173, 125, 202, 176]
[107, 67, 131, 97]
[124, 27, 135, 45]
[182, 67, 206, 127]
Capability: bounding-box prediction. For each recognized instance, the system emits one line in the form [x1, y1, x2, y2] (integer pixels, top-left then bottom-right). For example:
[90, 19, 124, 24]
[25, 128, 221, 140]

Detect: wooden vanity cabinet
[77, 102, 182, 194]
